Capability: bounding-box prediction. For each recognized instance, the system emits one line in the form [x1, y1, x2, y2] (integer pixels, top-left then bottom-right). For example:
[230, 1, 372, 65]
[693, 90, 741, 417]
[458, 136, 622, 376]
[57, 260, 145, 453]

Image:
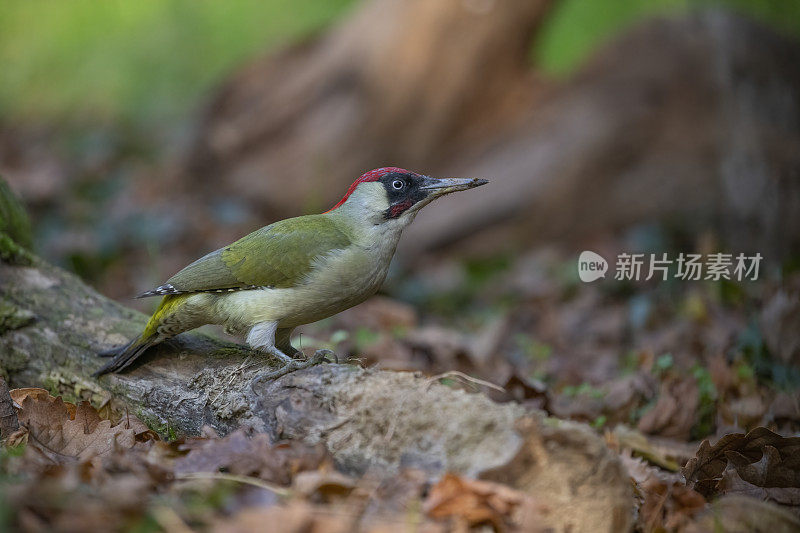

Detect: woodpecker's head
[327, 167, 488, 226]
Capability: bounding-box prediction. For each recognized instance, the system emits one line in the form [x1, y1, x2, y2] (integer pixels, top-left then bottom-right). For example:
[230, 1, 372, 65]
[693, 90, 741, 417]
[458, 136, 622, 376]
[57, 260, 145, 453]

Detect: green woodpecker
[95, 167, 487, 383]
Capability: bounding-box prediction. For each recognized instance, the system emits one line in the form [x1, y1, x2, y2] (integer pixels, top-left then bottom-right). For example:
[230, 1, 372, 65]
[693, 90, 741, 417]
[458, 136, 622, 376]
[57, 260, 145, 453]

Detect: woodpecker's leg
[247, 322, 293, 363]
[274, 327, 301, 358]
[248, 322, 330, 388]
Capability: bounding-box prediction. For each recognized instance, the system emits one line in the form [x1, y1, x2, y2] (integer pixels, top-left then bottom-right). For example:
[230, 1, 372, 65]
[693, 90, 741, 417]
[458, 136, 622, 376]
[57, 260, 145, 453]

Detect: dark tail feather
[94, 336, 159, 377]
[98, 341, 132, 357]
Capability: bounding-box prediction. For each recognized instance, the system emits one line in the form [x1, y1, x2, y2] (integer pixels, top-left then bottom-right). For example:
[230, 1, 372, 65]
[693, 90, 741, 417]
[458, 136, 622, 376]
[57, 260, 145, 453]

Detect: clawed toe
[250, 350, 336, 391]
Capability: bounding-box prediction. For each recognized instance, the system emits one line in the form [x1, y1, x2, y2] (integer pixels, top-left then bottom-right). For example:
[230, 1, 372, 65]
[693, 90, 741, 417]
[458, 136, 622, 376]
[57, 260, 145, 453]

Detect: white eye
[392, 180, 405, 190]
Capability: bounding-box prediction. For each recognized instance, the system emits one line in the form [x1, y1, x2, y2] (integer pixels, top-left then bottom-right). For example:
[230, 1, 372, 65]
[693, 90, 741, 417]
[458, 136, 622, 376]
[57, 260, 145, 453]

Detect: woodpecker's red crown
[326, 167, 487, 220]
[327, 167, 417, 212]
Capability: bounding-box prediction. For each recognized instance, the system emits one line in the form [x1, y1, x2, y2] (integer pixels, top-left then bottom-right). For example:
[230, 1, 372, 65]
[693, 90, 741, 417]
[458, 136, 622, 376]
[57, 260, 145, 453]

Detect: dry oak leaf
[176, 429, 329, 485]
[13, 390, 135, 462]
[639, 478, 706, 532]
[11, 387, 76, 418]
[424, 472, 545, 531]
[686, 495, 800, 533]
[683, 426, 800, 506]
[637, 377, 699, 441]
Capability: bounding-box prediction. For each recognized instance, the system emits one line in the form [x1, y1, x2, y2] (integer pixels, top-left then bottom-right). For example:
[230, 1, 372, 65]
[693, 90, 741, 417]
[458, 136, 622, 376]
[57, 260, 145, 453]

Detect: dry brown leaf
[717, 394, 768, 431]
[615, 446, 705, 532]
[176, 429, 329, 485]
[11, 387, 77, 418]
[117, 412, 159, 442]
[9, 387, 53, 405]
[683, 427, 800, 512]
[549, 388, 605, 423]
[424, 472, 545, 531]
[14, 392, 137, 462]
[639, 477, 706, 532]
[716, 466, 800, 508]
[604, 374, 658, 424]
[5, 428, 29, 448]
[3, 449, 169, 533]
[686, 495, 800, 533]
[638, 377, 699, 440]
[770, 391, 800, 429]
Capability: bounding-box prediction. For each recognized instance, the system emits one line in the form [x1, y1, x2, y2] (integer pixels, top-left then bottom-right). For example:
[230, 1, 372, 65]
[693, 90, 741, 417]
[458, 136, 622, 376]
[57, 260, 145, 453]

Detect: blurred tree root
[0, 178, 633, 531]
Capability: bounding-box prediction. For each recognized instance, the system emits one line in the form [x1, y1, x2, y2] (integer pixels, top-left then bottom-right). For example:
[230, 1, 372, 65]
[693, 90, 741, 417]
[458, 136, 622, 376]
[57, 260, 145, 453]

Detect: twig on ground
[425, 370, 505, 393]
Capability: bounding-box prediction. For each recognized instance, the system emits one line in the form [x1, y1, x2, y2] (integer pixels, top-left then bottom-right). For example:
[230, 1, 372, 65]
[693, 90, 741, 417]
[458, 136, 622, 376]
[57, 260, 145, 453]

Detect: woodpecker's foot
[250, 350, 333, 389]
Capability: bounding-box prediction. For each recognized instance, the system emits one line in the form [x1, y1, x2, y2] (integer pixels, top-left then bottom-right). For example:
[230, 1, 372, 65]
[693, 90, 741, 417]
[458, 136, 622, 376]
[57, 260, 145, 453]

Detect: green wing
[137, 214, 352, 297]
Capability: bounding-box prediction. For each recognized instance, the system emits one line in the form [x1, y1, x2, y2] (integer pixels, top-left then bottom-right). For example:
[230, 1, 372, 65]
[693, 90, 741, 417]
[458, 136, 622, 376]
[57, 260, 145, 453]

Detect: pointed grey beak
[420, 176, 489, 196]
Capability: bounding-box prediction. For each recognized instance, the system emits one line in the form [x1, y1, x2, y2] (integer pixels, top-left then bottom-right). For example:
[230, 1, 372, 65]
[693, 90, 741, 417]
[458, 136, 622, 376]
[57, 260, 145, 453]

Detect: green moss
[0, 178, 32, 249]
[0, 345, 29, 373]
[0, 233, 33, 266]
[212, 346, 249, 359]
[135, 409, 180, 441]
[41, 371, 108, 406]
[690, 364, 718, 440]
[542, 416, 564, 428]
[562, 382, 605, 399]
[0, 301, 35, 333]
[591, 415, 608, 430]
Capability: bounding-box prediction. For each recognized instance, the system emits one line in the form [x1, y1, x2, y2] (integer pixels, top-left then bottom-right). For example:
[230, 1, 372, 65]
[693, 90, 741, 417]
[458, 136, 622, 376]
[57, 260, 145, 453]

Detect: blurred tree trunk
[184, 0, 556, 217]
[403, 10, 800, 262]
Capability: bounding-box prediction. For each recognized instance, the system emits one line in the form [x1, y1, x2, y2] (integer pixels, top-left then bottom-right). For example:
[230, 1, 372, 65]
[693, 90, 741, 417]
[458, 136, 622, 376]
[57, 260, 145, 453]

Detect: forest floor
[2, 227, 799, 532]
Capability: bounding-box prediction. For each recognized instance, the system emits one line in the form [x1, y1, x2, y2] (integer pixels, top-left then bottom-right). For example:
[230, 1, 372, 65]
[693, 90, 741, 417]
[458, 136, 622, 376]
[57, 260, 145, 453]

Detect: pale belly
[211, 243, 394, 331]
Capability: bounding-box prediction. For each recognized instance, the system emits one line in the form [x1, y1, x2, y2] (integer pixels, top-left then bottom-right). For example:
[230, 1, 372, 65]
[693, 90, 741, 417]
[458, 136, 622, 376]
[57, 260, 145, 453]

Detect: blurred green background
[2, 0, 796, 132]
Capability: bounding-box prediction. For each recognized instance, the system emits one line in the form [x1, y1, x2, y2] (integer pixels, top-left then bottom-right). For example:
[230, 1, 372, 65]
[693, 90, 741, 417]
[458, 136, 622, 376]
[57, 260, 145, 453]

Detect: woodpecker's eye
[392, 179, 405, 190]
